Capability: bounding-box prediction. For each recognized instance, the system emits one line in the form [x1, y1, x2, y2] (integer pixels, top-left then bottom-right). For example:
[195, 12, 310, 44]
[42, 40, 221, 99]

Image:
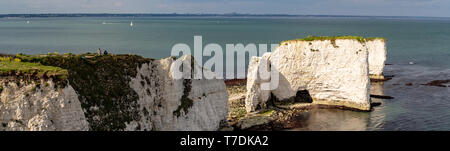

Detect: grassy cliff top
[0, 53, 152, 84]
[0, 56, 68, 77]
[281, 36, 385, 44]
[0, 61, 67, 75]
[299, 36, 365, 42]
[365, 37, 387, 41]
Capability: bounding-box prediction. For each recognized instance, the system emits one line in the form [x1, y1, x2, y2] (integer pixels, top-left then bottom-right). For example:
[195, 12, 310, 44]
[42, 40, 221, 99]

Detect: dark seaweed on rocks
[370, 94, 394, 99]
[422, 79, 450, 87]
[20, 54, 153, 131]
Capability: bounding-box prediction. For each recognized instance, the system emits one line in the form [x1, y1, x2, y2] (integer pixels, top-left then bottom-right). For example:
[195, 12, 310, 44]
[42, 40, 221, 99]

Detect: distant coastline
[0, 13, 448, 19]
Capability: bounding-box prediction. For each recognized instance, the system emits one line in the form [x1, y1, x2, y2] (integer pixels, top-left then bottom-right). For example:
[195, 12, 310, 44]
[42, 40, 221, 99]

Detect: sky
[0, 0, 449, 17]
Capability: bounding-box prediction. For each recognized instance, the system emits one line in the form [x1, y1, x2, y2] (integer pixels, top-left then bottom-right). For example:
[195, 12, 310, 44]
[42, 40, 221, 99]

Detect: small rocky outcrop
[245, 37, 373, 113]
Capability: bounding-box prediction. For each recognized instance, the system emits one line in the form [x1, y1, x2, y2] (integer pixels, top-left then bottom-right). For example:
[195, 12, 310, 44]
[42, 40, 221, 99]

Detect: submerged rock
[422, 79, 450, 87]
[370, 95, 394, 100]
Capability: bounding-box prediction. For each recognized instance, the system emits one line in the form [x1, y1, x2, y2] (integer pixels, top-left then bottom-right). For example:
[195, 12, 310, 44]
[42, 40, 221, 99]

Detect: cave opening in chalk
[265, 90, 314, 109]
[295, 90, 313, 103]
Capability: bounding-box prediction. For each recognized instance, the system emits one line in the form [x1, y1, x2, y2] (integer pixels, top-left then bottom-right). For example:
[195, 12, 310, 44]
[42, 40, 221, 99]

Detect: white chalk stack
[245, 37, 387, 112]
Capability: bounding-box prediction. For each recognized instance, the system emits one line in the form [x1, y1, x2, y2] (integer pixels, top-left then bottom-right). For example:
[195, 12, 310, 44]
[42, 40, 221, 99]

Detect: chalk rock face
[0, 80, 89, 131]
[366, 39, 387, 79]
[0, 55, 228, 131]
[246, 39, 371, 112]
[129, 55, 228, 131]
[245, 54, 271, 113]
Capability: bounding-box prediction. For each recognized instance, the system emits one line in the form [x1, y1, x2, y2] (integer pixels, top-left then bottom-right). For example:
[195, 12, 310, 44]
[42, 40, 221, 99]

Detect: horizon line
[0, 13, 449, 19]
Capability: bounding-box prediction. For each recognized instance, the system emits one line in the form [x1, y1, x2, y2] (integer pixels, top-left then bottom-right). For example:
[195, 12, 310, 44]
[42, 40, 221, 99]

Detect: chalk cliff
[245, 53, 271, 112]
[0, 54, 228, 131]
[245, 37, 372, 112]
[366, 38, 387, 80]
[0, 79, 89, 131]
[129, 55, 228, 131]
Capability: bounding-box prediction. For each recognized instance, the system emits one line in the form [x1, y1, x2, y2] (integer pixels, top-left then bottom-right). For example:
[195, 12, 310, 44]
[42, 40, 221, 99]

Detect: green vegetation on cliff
[173, 56, 195, 117]
[281, 36, 386, 44]
[365, 37, 387, 42]
[173, 79, 194, 117]
[281, 36, 365, 44]
[0, 55, 68, 85]
[299, 36, 365, 42]
[0, 60, 67, 76]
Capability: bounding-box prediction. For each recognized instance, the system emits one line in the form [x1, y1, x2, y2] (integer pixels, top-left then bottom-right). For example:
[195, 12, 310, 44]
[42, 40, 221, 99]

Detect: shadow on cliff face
[253, 68, 314, 110]
[295, 90, 314, 103]
[267, 90, 313, 108]
[262, 66, 319, 107]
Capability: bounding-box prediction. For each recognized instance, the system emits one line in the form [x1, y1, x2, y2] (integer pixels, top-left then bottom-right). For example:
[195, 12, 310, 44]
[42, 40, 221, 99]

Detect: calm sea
[0, 16, 449, 130]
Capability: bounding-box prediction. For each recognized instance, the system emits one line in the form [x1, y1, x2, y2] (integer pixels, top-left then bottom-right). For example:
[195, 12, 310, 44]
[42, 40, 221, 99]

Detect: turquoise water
[1, 17, 450, 68]
[1, 16, 449, 130]
[291, 65, 450, 131]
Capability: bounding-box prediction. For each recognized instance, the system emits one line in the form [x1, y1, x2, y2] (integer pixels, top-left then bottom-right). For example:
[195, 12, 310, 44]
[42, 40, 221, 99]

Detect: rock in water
[245, 37, 371, 112]
[0, 55, 228, 131]
[366, 38, 387, 80]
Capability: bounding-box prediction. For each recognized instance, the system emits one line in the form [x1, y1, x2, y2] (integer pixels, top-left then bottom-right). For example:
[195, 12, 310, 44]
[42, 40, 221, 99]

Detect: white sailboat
[130, 21, 133, 27]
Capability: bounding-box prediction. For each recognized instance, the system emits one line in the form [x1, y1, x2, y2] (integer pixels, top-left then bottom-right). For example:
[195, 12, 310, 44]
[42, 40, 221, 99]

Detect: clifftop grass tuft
[300, 36, 365, 42]
[0, 60, 67, 76]
[365, 37, 386, 42]
[281, 36, 385, 44]
[0, 56, 68, 84]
